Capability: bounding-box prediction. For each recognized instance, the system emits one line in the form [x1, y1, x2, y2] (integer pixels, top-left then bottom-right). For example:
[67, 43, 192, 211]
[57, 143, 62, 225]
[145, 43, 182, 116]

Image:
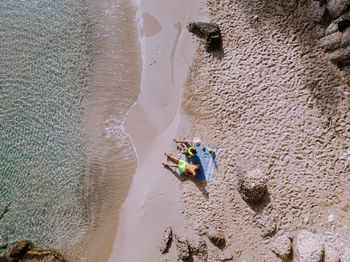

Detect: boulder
[207, 228, 225, 248]
[187, 22, 222, 52]
[320, 31, 343, 50]
[270, 234, 292, 260]
[307, 1, 327, 22]
[324, 245, 340, 262]
[327, 0, 350, 18]
[326, 47, 350, 64]
[174, 234, 191, 261]
[218, 249, 233, 261]
[237, 168, 267, 204]
[189, 236, 208, 262]
[293, 230, 324, 262]
[159, 227, 173, 254]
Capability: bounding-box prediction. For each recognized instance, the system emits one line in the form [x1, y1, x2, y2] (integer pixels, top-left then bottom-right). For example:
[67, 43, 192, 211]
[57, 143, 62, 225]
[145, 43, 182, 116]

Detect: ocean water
[0, 0, 141, 260]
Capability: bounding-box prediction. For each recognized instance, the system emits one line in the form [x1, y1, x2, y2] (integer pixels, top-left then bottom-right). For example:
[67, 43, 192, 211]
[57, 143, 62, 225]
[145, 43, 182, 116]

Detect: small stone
[207, 228, 225, 247]
[218, 249, 233, 261]
[327, 0, 350, 18]
[270, 235, 292, 260]
[328, 214, 335, 223]
[174, 234, 191, 261]
[237, 168, 267, 204]
[253, 15, 259, 21]
[307, 1, 327, 22]
[189, 236, 208, 262]
[159, 227, 173, 254]
[294, 230, 324, 262]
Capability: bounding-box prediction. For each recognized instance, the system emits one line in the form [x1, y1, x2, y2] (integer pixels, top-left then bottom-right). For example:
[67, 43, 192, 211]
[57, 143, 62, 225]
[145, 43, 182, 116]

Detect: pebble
[328, 214, 335, 223]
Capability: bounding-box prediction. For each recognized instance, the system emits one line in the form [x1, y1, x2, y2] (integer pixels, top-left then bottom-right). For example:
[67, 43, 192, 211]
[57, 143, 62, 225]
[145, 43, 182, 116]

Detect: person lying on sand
[162, 153, 200, 178]
[173, 139, 197, 158]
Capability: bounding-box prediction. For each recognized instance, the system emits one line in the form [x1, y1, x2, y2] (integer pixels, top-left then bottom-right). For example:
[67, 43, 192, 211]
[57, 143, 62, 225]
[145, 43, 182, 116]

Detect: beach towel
[175, 143, 220, 181]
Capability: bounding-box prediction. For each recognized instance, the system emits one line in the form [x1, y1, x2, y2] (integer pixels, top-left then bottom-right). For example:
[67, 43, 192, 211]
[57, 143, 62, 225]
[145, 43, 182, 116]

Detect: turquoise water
[0, 0, 91, 252]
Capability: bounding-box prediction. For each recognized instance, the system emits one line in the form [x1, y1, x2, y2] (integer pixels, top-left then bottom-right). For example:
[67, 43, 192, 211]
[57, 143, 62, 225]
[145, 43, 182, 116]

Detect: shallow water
[0, 0, 141, 260]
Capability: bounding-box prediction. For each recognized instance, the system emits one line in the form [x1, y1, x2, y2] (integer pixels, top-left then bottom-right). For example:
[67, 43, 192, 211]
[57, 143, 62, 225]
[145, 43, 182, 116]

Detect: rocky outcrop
[159, 227, 173, 254]
[0, 240, 67, 262]
[307, 0, 350, 67]
[174, 234, 191, 261]
[270, 234, 292, 260]
[293, 230, 324, 262]
[207, 228, 225, 248]
[189, 236, 208, 262]
[237, 168, 267, 204]
[187, 22, 222, 52]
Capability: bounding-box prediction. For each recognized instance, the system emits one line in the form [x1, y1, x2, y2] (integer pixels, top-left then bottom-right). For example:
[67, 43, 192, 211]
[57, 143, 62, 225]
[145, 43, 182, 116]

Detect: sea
[0, 0, 141, 261]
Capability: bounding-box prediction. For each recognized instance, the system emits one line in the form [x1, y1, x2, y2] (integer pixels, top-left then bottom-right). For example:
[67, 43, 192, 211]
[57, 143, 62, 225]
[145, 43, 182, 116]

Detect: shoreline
[107, 0, 208, 261]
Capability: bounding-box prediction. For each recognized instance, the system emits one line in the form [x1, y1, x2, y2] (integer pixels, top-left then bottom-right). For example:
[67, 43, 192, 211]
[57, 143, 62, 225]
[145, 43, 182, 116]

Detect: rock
[326, 47, 350, 64]
[237, 168, 267, 204]
[8, 240, 33, 259]
[270, 234, 292, 260]
[320, 32, 343, 50]
[327, 0, 350, 18]
[174, 234, 191, 261]
[341, 27, 350, 46]
[187, 22, 222, 52]
[307, 1, 327, 22]
[328, 214, 335, 223]
[218, 249, 233, 261]
[207, 228, 225, 247]
[324, 245, 340, 262]
[325, 22, 339, 36]
[159, 227, 173, 254]
[257, 213, 277, 237]
[294, 230, 324, 262]
[189, 236, 208, 262]
[1, 240, 67, 262]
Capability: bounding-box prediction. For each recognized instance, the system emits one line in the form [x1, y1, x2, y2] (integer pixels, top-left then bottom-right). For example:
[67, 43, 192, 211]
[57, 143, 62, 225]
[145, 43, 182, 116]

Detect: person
[173, 139, 197, 158]
[162, 153, 200, 178]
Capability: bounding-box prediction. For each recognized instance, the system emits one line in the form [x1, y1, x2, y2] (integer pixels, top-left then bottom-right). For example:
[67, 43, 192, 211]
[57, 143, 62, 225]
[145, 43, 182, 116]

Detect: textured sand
[178, 0, 350, 261]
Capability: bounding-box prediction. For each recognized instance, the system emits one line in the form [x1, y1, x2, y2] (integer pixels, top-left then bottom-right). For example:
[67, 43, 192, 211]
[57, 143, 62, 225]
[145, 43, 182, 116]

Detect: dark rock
[174, 234, 191, 261]
[1, 240, 67, 262]
[237, 168, 267, 204]
[8, 240, 33, 259]
[189, 236, 208, 262]
[341, 27, 350, 46]
[159, 227, 173, 254]
[327, 0, 350, 18]
[307, 1, 327, 23]
[187, 22, 222, 52]
[207, 228, 225, 248]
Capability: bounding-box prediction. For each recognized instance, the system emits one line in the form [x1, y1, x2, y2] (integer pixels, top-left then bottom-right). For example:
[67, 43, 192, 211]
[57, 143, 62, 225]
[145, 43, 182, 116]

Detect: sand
[106, 0, 207, 261]
[108, 0, 350, 261]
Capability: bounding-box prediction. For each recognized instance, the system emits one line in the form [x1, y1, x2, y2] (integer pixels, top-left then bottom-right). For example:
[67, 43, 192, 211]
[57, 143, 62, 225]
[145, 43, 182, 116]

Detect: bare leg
[162, 163, 179, 168]
[164, 153, 180, 162]
[173, 139, 192, 148]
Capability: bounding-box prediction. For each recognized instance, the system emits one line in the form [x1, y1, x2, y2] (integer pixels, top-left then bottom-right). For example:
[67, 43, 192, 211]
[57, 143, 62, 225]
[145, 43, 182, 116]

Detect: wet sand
[107, 0, 207, 261]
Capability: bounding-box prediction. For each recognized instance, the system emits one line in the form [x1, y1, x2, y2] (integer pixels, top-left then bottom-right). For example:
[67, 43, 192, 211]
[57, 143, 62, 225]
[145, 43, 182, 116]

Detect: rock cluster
[307, 0, 350, 67]
[187, 22, 222, 52]
[0, 240, 67, 262]
[237, 168, 267, 204]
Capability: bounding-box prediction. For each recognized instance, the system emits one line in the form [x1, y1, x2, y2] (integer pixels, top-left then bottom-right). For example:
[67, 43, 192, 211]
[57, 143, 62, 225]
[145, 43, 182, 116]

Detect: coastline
[107, 0, 208, 261]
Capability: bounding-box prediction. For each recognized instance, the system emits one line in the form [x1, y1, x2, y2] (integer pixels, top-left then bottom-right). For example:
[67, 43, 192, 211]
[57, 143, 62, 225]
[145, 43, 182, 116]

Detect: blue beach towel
[175, 143, 220, 181]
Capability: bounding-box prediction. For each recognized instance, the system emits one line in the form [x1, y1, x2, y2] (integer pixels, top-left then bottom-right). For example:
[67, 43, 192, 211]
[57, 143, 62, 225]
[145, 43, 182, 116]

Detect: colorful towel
[176, 143, 220, 181]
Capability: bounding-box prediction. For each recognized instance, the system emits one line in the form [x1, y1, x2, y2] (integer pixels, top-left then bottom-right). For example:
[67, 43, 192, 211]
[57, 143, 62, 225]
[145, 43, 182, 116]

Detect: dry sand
[179, 0, 350, 261]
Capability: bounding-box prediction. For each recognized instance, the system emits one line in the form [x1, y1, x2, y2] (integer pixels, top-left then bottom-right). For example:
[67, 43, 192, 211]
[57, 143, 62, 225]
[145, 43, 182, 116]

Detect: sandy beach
[105, 0, 350, 261]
